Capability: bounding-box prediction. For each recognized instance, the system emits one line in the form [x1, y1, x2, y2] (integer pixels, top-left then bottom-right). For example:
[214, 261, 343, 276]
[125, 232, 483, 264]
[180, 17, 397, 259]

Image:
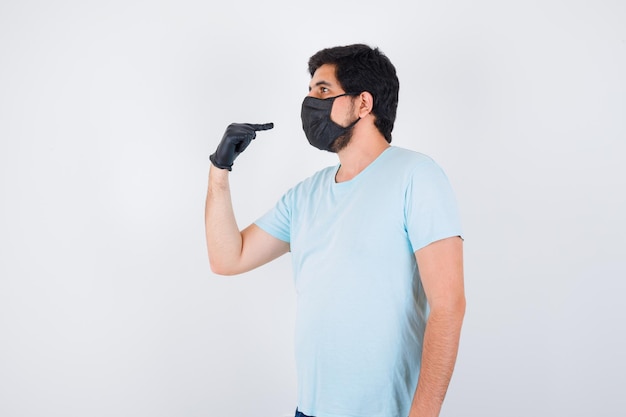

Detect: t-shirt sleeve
[405, 158, 463, 252]
[254, 188, 293, 243]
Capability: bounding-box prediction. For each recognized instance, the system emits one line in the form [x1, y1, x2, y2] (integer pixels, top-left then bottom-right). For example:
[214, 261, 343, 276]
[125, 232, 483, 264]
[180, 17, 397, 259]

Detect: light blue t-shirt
[255, 146, 462, 417]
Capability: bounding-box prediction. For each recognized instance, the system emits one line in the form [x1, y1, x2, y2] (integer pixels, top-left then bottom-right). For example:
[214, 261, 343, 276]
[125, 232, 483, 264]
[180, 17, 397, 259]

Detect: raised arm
[205, 123, 289, 276]
[409, 236, 465, 417]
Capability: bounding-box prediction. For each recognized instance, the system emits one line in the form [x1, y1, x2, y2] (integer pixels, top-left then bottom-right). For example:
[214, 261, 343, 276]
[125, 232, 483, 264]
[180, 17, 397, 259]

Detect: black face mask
[301, 93, 361, 152]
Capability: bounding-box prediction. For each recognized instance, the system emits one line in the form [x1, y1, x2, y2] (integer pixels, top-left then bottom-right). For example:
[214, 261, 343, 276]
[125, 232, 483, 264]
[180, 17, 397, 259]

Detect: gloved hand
[209, 122, 274, 170]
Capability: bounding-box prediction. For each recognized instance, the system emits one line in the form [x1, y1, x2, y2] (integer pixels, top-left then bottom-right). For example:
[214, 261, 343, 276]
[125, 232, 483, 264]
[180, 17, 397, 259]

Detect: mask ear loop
[326, 93, 361, 129]
[328, 91, 362, 100]
[346, 117, 361, 129]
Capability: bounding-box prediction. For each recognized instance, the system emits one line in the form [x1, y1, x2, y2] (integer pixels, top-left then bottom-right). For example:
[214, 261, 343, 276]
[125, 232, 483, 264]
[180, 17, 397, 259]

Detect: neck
[335, 133, 390, 183]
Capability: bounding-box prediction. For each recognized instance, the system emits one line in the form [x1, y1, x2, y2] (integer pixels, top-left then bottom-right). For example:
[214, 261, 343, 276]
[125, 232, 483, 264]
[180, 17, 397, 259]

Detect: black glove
[209, 122, 274, 170]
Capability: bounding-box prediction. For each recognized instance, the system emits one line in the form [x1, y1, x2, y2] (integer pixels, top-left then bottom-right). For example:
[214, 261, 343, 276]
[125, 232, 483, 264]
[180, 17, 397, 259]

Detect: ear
[357, 91, 374, 118]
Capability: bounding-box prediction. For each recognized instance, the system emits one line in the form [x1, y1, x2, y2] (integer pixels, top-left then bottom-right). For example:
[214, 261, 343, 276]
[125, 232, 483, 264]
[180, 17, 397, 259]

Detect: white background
[1, 1, 625, 416]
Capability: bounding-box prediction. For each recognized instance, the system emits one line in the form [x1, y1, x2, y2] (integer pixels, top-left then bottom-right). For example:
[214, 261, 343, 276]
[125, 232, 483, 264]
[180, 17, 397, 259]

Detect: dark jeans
[295, 409, 313, 417]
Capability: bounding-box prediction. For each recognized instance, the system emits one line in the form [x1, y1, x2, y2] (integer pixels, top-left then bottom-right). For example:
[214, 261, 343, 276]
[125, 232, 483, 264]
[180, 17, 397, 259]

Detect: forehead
[309, 64, 341, 89]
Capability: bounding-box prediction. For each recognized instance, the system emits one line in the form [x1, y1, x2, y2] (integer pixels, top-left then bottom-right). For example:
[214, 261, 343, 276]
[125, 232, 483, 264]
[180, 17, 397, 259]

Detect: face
[308, 64, 358, 129]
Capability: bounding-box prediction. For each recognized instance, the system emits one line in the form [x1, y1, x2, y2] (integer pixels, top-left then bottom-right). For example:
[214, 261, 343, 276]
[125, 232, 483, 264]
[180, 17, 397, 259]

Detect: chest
[289, 178, 409, 255]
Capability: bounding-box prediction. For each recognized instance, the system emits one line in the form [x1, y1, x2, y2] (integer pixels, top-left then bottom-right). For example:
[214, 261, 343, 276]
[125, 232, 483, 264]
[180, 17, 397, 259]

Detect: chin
[330, 131, 353, 153]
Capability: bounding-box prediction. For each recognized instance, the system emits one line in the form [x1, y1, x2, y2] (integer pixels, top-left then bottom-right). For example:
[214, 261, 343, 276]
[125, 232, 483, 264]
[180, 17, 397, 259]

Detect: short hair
[308, 44, 400, 143]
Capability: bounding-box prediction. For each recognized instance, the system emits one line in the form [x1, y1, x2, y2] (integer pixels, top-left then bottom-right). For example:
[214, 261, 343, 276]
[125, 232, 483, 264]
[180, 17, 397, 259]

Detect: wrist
[209, 153, 233, 171]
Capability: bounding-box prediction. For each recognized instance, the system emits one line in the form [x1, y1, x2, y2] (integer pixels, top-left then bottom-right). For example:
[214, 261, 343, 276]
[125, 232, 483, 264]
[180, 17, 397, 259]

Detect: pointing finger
[246, 122, 274, 131]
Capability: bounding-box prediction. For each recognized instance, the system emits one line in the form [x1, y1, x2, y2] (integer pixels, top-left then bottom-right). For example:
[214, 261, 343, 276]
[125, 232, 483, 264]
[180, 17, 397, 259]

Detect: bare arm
[205, 165, 289, 275]
[409, 236, 465, 417]
[204, 122, 288, 275]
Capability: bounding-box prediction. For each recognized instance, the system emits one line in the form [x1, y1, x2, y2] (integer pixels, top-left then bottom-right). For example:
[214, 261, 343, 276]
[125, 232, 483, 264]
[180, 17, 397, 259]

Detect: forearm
[205, 164, 243, 274]
[409, 304, 465, 417]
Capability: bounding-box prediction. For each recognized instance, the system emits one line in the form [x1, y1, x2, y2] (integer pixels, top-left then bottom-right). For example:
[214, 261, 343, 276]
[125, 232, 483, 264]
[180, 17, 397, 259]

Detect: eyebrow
[308, 80, 332, 91]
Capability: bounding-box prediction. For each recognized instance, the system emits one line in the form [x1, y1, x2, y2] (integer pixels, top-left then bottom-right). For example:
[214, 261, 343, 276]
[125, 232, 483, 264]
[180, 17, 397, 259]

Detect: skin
[205, 63, 465, 417]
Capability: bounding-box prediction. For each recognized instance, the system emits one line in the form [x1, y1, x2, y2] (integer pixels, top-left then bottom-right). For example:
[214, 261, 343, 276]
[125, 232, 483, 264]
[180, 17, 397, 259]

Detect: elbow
[450, 294, 466, 320]
[456, 295, 467, 321]
[431, 294, 466, 323]
[208, 256, 241, 276]
[209, 261, 234, 276]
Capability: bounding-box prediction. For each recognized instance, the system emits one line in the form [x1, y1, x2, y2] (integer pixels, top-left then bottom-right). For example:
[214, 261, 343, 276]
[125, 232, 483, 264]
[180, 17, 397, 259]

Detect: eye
[320, 87, 329, 94]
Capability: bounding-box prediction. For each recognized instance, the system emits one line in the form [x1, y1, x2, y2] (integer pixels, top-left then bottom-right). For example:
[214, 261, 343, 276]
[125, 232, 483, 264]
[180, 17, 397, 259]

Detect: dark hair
[308, 44, 399, 143]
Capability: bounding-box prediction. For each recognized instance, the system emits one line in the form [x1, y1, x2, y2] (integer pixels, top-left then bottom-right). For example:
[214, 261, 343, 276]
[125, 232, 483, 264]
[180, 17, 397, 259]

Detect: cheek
[330, 101, 350, 125]
[329, 103, 341, 124]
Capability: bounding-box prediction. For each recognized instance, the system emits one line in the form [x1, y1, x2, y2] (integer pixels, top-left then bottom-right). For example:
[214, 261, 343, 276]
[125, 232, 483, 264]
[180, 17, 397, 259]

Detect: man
[205, 44, 465, 417]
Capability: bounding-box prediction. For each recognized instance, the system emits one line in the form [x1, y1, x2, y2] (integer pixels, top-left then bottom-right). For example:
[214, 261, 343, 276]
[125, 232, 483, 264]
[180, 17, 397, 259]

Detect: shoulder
[387, 146, 438, 167]
[383, 147, 447, 181]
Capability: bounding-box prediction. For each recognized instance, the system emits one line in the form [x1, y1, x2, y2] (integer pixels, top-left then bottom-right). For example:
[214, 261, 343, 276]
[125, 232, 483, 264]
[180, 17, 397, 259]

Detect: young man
[205, 44, 465, 417]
